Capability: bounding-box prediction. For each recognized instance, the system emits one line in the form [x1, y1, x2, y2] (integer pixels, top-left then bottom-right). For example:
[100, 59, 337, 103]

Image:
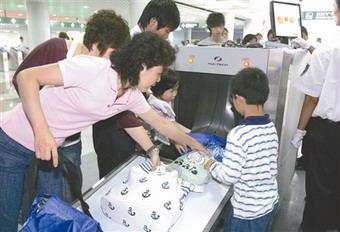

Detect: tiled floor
[0, 70, 315, 232]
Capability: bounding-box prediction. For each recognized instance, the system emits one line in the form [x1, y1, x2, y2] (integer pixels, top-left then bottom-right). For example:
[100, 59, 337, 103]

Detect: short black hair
[231, 67, 269, 105]
[206, 12, 225, 29]
[83, 9, 130, 56]
[301, 26, 308, 36]
[267, 29, 274, 38]
[58, 32, 70, 40]
[151, 69, 179, 97]
[110, 32, 176, 87]
[138, 0, 180, 31]
[242, 34, 256, 46]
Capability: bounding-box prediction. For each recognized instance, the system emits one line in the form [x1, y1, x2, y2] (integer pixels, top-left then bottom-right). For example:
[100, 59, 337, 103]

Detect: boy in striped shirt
[205, 67, 279, 232]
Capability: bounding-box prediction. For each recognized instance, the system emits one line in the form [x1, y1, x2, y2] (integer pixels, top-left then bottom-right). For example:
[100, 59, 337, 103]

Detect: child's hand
[204, 159, 215, 171]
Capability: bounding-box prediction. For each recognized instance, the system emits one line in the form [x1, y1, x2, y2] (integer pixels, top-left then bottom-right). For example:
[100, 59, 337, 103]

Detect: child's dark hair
[151, 69, 179, 97]
[138, 0, 180, 31]
[242, 34, 256, 46]
[231, 67, 269, 105]
[110, 32, 176, 87]
[83, 10, 130, 56]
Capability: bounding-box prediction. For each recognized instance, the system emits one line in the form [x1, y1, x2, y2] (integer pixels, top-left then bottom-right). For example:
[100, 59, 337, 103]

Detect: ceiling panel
[0, 0, 252, 28]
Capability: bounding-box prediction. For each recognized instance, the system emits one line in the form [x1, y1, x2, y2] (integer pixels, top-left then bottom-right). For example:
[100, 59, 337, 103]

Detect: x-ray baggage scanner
[174, 46, 294, 198]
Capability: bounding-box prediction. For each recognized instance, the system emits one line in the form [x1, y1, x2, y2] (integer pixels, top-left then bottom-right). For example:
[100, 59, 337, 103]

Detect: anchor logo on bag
[142, 189, 151, 198]
[164, 201, 172, 210]
[151, 211, 160, 220]
[103, 211, 111, 219]
[123, 219, 130, 227]
[121, 187, 129, 195]
[161, 181, 170, 189]
[144, 225, 152, 232]
[139, 177, 148, 183]
[128, 207, 136, 216]
[108, 202, 115, 210]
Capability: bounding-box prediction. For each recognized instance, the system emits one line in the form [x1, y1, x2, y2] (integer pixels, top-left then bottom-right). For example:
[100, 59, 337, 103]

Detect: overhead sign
[303, 11, 334, 20]
[180, 22, 199, 29]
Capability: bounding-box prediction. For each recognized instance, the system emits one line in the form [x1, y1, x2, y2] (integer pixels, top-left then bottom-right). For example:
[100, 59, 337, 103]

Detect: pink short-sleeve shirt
[1, 55, 150, 151]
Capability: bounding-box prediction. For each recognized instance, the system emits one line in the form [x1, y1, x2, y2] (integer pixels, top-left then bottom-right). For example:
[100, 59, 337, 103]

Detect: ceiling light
[83, 5, 89, 9]
[11, 18, 16, 24]
[65, 17, 69, 20]
[71, 23, 75, 28]
[61, 22, 65, 27]
[53, 14, 57, 16]
[18, 13, 23, 16]
[17, 5, 24, 8]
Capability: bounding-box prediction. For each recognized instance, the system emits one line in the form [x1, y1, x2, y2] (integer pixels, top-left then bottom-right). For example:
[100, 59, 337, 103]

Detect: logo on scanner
[208, 56, 228, 67]
[214, 56, 223, 62]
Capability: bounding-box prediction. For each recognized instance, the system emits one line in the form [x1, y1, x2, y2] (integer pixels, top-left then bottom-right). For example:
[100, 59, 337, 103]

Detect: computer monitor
[270, 1, 302, 38]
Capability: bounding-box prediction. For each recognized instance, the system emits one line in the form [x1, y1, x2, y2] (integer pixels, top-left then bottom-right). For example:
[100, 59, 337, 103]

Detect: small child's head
[230, 67, 269, 115]
[151, 69, 179, 102]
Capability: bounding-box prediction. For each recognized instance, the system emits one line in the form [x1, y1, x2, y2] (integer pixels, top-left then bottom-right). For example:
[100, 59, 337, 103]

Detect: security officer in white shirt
[291, 0, 340, 230]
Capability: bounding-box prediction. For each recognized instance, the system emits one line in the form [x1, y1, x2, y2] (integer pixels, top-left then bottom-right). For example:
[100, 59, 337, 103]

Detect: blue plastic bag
[20, 194, 102, 232]
[188, 132, 226, 162]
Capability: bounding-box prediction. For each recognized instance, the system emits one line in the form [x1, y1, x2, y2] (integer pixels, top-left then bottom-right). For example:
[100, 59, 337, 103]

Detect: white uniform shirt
[130, 25, 142, 37]
[293, 45, 340, 122]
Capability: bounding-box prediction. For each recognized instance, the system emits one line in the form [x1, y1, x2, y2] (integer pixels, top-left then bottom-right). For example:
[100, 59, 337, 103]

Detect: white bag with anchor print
[101, 162, 186, 231]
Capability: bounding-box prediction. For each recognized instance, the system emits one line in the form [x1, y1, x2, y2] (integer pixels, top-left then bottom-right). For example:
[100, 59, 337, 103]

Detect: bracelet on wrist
[146, 144, 160, 157]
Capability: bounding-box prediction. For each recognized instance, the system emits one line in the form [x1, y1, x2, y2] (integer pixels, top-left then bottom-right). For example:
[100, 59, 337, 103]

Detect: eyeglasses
[229, 94, 236, 104]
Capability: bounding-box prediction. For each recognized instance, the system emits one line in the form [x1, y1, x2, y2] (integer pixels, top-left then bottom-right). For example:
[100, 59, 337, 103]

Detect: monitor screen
[270, 1, 302, 38]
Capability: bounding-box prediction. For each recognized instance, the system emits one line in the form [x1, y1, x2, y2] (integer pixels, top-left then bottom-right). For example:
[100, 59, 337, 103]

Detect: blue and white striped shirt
[210, 115, 279, 220]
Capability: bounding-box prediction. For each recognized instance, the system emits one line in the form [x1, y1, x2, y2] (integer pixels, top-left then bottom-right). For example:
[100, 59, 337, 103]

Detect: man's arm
[297, 95, 319, 130]
[124, 126, 160, 168]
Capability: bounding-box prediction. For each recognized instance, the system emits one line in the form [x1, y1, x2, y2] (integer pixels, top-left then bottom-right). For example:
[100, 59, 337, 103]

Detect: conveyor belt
[76, 155, 231, 232]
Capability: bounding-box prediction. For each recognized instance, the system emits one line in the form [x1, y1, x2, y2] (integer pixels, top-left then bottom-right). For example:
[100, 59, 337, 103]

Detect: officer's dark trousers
[301, 117, 340, 232]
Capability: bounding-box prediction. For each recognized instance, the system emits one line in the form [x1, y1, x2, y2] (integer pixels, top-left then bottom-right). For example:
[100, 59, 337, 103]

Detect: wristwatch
[146, 144, 160, 157]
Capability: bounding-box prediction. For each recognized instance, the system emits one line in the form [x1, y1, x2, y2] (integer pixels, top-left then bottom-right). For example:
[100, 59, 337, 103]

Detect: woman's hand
[34, 129, 59, 167]
[190, 141, 210, 155]
[174, 143, 188, 154]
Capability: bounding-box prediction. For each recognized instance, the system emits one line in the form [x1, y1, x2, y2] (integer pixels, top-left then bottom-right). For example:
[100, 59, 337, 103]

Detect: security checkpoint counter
[75, 154, 232, 231]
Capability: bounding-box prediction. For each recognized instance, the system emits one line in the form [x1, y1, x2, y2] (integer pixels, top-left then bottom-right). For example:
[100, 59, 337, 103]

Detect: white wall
[300, 0, 339, 44]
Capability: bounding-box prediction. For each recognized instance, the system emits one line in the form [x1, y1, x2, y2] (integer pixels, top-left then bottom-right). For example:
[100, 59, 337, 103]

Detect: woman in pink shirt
[0, 32, 207, 231]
